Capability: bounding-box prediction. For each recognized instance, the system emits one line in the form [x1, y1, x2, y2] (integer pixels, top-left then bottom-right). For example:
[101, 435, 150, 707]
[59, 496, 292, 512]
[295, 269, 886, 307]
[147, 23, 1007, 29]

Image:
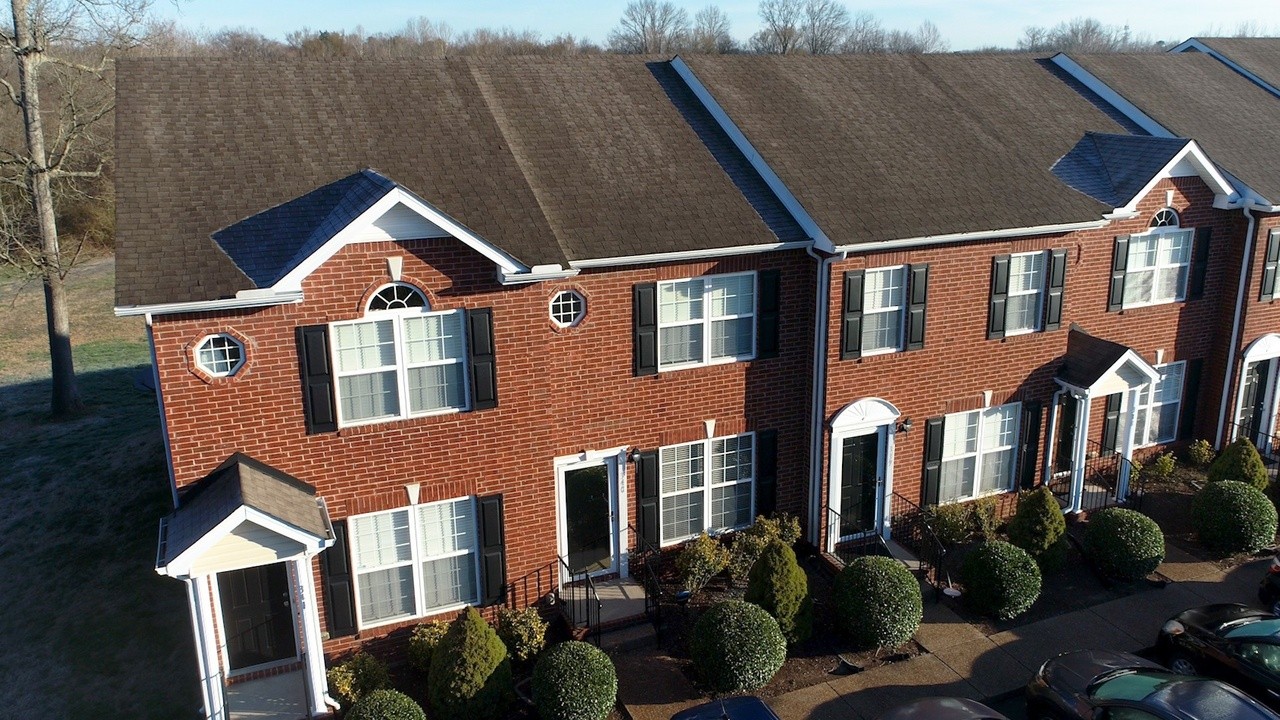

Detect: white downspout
[186, 577, 225, 720]
[1217, 203, 1260, 448]
[806, 246, 846, 546]
[145, 314, 180, 508]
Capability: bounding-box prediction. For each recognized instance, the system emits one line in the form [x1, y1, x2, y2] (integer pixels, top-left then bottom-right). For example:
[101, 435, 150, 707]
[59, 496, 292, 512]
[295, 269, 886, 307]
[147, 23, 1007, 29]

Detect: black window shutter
[757, 270, 781, 359]
[320, 519, 357, 637]
[633, 283, 658, 376]
[1108, 235, 1129, 312]
[906, 264, 929, 351]
[636, 450, 660, 547]
[755, 430, 778, 517]
[466, 308, 498, 410]
[1101, 394, 1122, 453]
[922, 417, 944, 506]
[296, 325, 338, 434]
[477, 494, 506, 605]
[1262, 231, 1280, 302]
[1019, 402, 1042, 489]
[988, 254, 1011, 340]
[840, 271, 864, 360]
[1179, 359, 1203, 441]
[1189, 228, 1211, 300]
[1044, 249, 1068, 331]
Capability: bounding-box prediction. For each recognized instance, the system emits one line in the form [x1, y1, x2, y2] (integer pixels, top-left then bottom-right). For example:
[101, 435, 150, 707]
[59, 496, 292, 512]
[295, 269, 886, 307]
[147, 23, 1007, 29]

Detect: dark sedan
[878, 697, 1010, 720]
[1026, 649, 1279, 720]
[671, 697, 781, 720]
[1158, 603, 1280, 708]
[1258, 557, 1280, 616]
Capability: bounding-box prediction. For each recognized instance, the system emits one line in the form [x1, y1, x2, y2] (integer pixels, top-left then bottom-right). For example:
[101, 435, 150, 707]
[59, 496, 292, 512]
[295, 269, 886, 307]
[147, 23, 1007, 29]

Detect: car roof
[1148, 677, 1279, 720]
[1224, 618, 1280, 640]
[670, 696, 782, 720]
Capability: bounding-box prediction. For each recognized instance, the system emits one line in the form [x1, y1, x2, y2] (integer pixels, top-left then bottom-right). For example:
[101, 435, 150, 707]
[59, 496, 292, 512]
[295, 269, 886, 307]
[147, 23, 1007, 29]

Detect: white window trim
[350, 497, 482, 631]
[657, 271, 757, 371]
[939, 402, 1022, 505]
[549, 290, 586, 328]
[860, 265, 907, 357]
[330, 305, 471, 428]
[1003, 251, 1046, 337]
[194, 333, 245, 377]
[1122, 226, 1194, 310]
[658, 432, 756, 547]
[1134, 361, 1186, 448]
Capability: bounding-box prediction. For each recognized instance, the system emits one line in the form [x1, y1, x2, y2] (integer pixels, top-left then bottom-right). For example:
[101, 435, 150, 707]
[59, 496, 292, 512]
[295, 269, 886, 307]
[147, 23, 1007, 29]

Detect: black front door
[1241, 360, 1271, 445]
[564, 465, 612, 575]
[1055, 395, 1078, 476]
[839, 433, 880, 538]
[217, 562, 296, 671]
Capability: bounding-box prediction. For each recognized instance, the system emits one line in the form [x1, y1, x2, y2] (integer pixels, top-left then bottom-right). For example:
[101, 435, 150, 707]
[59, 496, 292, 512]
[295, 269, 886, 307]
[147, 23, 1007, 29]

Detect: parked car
[1158, 603, 1280, 707]
[878, 697, 1011, 720]
[1026, 649, 1279, 720]
[672, 697, 781, 720]
[1258, 557, 1280, 616]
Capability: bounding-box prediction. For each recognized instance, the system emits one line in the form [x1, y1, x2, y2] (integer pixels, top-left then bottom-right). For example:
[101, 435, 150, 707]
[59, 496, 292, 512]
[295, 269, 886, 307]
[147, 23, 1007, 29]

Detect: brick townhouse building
[113, 51, 1279, 719]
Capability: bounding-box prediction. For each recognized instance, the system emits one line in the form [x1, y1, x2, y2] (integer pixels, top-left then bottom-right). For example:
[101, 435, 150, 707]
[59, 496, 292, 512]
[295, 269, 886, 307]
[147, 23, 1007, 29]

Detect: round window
[549, 290, 586, 328]
[195, 334, 245, 377]
[368, 283, 427, 311]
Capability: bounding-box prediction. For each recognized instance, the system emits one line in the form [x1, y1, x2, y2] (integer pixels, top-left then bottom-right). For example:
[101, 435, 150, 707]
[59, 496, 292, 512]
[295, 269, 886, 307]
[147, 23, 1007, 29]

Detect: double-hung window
[657, 272, 755, 369]
[658, 433, 755, 545]
[1004, 253, 1045, 334]
[331, 283, 468, 425]
[1120, 210, 1193, 309]
[938, 403, 1021, 504]
[349, 498, 480, 628]
[861, 266, 906, 354]
[1133, 362, 1185, 447]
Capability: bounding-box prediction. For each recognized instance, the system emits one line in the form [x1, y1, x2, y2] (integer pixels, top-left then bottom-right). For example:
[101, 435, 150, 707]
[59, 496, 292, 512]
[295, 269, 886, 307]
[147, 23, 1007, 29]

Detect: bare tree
[883, 20, 949, 53]
[607, 0, 689, 54]
[800, 0, 849, 54]
[1018, 17, 1164, 53]
[690, 5, 734, 53]
[751, 0, 803, 54]
[841, 11, 884, 53]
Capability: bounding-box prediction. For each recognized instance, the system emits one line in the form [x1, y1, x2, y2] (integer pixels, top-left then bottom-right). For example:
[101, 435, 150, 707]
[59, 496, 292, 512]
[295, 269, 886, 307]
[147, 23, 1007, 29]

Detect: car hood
[1043, 650, 1163, 697]
[878, 697, 1009, 720]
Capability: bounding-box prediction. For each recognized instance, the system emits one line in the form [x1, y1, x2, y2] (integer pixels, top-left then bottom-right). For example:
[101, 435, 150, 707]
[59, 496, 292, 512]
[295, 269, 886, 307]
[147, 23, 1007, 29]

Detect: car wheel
[1168, 654, 1199, 676]
[1271, 600, 1280, 617]
[1026, 701, 1059, 720]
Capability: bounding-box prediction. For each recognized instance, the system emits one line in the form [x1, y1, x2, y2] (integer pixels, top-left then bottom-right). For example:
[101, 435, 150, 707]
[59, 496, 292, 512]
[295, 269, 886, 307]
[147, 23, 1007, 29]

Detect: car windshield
[1150, 679, 1276, 720]
[1224, 619, 1280, 639]
[1090, 670, 1181, 701]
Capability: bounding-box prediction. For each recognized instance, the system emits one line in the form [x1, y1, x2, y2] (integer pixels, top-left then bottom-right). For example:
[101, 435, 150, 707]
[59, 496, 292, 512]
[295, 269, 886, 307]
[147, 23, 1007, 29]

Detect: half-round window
[368, 283, 428, 312]
[195, 334, 245, 377]
[1150, 208, 1180, 229]
[549, 290, 586, 328]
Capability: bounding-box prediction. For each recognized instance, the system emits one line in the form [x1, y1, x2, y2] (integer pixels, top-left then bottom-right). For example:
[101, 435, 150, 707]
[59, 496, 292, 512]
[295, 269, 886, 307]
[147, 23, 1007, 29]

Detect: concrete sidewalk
[617, 550, 1270, 720]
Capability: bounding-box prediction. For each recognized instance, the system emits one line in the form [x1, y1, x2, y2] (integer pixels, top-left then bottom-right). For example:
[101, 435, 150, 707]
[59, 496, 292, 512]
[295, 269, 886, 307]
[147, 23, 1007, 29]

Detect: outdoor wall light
[897, 417, 914, 434]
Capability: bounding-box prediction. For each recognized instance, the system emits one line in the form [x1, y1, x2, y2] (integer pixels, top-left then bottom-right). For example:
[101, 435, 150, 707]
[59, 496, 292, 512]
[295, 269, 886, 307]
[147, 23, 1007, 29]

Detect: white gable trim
[670, 55, 830, 252]
[272, 186, 528, 293]
[833, 219, 1108, 254]
[1114, 140, 1237, 214]
[830, 397, 901, 433]
[158, 505, 332, 578]
[1058, 349, 1161, 399]
[1171, 39, 1280, 100]
[569, 240, 811, 269]
[1049, 54, 1173, 138]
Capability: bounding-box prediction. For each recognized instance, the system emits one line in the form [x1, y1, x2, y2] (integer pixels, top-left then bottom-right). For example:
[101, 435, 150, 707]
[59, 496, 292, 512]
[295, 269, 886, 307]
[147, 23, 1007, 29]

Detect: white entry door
[557, 458, 619, 579]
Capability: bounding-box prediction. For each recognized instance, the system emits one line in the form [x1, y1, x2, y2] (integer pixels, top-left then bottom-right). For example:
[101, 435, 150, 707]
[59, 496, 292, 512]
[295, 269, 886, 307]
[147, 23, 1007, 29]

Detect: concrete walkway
[616, 550, 1270, 720]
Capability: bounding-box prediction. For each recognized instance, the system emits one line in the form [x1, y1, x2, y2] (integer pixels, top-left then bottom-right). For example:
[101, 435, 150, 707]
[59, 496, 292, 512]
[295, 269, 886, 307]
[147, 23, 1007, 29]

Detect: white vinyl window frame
[938, 402, 1021, 505]
[656, 271, 757, 371]
[1123, 226, 1194, 309]
[1004, 252, 1046, 336]
[860, 265, 907, 355]
[194, 333, 245, 377]
[658, 432, 756, 547]
[329, 286, 470, 428]
[349, 497, 481, 630]
[1133, 361, 1186, 448]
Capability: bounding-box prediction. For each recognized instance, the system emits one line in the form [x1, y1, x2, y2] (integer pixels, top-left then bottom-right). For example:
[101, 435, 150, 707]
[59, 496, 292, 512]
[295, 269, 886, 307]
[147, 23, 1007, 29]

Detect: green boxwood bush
[1193, 480, 1278, 553]
[346, 689, 427, 720]
[961, 540, 1041, 621]
[743, 539, 812, 644]
[532, 640, 618, 720]
[1207, 438, 1270, 491]
[727, 513, 802, 585]
[690, 600, 786, 693]
[1083, 508, 1165, 581]
[498, 607, 548, 664]
[428, 606, 514, 720]
[408, 620, 449, 673]
[833, 555, 922, 649]
[326, 652, 390, 707]
[1008, 487, 1067, 569]
[924, 503, 975, 547]
[676, 532, 730, 595]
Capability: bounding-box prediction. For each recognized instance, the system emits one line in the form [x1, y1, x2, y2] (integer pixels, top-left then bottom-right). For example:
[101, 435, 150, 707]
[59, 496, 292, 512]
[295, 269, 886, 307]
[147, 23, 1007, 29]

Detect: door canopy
[1056, 325, 1160, 396]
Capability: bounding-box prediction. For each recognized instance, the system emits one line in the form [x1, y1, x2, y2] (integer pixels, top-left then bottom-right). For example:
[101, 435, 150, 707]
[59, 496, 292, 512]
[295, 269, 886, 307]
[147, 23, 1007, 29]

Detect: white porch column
[295, 556, 330, 717]
[189, 576, 227, 720]
[1069, 394, 1092, 514]
[1116, 386, 1140, 502]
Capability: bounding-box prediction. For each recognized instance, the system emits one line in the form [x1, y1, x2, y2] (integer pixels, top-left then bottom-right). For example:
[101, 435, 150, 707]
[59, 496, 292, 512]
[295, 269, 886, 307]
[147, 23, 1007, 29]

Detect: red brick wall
[151, 240, 815, 657]
[1226, 212, 1280, 442]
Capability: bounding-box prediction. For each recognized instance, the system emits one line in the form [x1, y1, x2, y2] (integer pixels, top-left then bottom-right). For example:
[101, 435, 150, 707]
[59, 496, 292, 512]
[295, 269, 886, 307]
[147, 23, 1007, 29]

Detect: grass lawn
[0, 257, 199, 719]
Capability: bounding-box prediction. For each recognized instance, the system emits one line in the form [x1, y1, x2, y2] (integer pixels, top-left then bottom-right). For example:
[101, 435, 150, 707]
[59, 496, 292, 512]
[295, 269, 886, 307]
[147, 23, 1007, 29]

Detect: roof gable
[1057, 325, 1160, 392]
[1175, 38, 1280, 99]
[1052, 132, 1233, 211]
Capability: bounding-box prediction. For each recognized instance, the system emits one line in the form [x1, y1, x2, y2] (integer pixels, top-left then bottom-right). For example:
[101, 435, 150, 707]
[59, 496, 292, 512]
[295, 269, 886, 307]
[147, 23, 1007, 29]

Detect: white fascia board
[272, 186, 527, 293]
[241, 506, 331, 551]
[1093, 349, 1161, 391]
[160, 507, 249, 577]
[1170, 39, 1280, 99]
[498, 267, 580, 285]
[1116, 140, 1238, 213]
[833, 220, 1108, 254]
[115, 291, 304, 318]
[1055, 378, 1091, 399]
[568, 240, 811, 270]
[1049, 54, 1175, 138]
[669, 56, 830, 252]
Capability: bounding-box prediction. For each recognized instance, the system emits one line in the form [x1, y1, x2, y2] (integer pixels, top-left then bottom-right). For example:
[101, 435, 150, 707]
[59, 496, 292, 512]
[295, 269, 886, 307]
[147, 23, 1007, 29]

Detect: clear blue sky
[153, 0, 1273, 50]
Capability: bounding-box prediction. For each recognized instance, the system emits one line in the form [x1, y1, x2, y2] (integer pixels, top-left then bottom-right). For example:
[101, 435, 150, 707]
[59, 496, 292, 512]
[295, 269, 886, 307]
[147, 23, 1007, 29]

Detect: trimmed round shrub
[833, 556, 922, 649]
[326, 652, 390, 707]
[346, 689, 427, 720]
[1193, 480, 1278, 553]
[1207, 438, 1270, 491]
[1083, 508, 1165, 581]
[743, 539, 813, 644]
[498, 607, 548, 664]
[690, 600, 786, 693]
[408, 620, 449, 673]
[428, 606, 514, 720]
[1008, 487, 1067, 569]
[961, 540, 1041, 621]
[532, 640, 618, 720]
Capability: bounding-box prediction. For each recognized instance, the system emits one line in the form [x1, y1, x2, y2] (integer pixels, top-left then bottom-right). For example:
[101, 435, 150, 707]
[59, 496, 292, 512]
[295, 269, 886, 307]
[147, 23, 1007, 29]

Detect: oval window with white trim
[550, 290, 586, 328]
[195, 334, 245, 377]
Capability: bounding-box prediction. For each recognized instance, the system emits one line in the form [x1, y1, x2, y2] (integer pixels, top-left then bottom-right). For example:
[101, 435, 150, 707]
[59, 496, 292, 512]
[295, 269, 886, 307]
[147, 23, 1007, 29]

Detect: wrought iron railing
[503, 555, 602, 646]
[626, 524, 663, 636]
[1230, 419, 1280, 460]
[1078, 438, 1143, 512]
[887, 491, 949, 599]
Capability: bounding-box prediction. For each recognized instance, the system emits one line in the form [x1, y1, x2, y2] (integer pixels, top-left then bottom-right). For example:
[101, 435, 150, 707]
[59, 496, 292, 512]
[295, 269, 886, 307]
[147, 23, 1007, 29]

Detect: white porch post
[1116, 386, 1140, 502]
[881, 427, 896, 541]
[296, 556, 330, 717]
[1069, 393, 1091, 514]
[189, 576, 227, 720]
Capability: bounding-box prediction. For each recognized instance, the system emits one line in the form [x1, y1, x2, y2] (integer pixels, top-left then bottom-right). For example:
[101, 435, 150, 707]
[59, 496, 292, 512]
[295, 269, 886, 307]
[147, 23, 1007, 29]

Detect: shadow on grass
[0, 365, 199, 720]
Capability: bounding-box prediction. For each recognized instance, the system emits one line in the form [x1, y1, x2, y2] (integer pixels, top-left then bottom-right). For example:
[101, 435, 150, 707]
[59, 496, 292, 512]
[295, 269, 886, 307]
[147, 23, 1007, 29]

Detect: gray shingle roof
[116, 57, 793, 307]
[1057, 325, 1132, 389]
[1069, 53, 1280, 204]
[1052, 132, 1190, 208]
[680, 54, 1122, 246]
[1194, 37, 1280, 95]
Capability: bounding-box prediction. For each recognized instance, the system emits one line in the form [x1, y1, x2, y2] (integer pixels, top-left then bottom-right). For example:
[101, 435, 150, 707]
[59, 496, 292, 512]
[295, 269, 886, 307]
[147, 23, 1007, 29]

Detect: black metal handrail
[821, 504, 904, 571]
[626, 523, 663, 636]
[1230, 420, 1280, 462]
[557, 554, 602, 646]
[502, 554, 602, 645]
[1080, 438, 1143, 512]
[888, 492, 947, 584]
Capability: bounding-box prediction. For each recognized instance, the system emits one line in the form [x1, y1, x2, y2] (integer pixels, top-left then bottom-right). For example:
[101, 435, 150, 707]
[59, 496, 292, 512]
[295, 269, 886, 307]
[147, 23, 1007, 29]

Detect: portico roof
[1057, 325, 1160, 395]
